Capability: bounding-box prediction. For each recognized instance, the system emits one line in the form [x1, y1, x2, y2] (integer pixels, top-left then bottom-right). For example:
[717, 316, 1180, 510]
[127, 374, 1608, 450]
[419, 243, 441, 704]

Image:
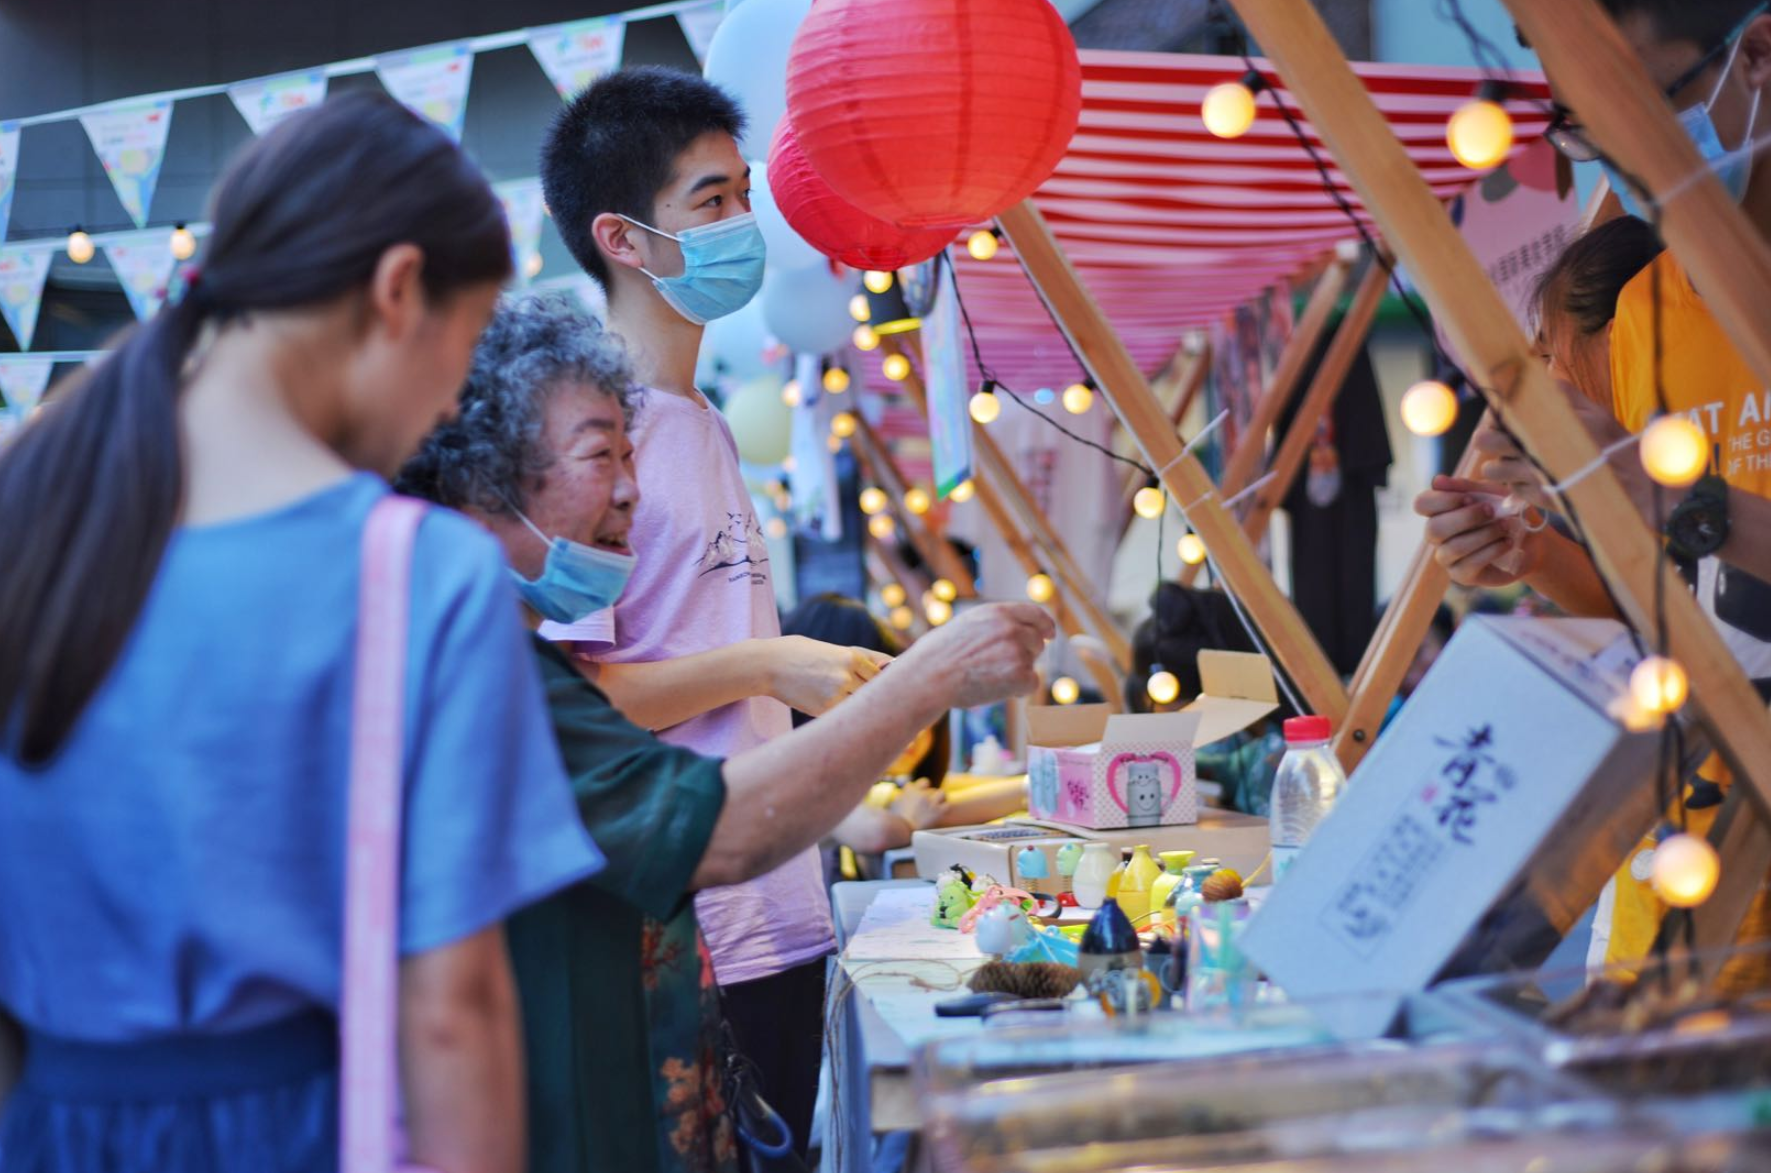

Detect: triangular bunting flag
[103, 230, 180, 322]
[677, 3, 725, 65]
[496, 179, 547, 286]
[0, 355, 54, 414]
[0, 246, 54, 350]
[376, 44, 475, 142]
[78, 100, 174, 229]
[527, 17, 627, 100]
[0, 122, 20, 244]
[229, 70, 329, 137]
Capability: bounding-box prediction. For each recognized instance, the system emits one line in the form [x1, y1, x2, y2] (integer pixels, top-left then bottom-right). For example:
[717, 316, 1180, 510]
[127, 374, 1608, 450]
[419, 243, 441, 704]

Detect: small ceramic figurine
[1016, 845, 1050, 883]
[974, 902, 1035, 957]
[1071, 842, 1117, 909]
[931, 867, 979, 930]
[1055, 841, 1085, 877]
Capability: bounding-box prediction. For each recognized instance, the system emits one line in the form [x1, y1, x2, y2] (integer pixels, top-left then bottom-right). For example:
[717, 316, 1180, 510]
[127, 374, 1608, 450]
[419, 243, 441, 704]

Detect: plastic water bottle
[1269, 716, 1346, 882]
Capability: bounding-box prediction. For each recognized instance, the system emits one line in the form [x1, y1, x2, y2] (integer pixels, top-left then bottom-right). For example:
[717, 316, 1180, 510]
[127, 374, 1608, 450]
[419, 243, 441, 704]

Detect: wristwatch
[1666, 475, 1730, 561]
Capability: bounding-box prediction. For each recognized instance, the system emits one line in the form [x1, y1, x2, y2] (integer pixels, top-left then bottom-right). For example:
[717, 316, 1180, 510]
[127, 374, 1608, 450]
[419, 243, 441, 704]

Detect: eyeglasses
[1545, 1, 1770, 162]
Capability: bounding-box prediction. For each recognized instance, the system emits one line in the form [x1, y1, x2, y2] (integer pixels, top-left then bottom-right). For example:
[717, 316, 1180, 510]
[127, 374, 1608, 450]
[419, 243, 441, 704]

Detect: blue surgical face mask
[504, 505, 636, 624]
[619, 212, 766, 325]
[1606, 34, 1763, 217]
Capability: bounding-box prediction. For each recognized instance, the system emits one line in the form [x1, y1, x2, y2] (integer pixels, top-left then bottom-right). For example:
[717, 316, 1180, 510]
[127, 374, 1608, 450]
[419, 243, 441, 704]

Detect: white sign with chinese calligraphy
[1242, 617, 1657, 1039]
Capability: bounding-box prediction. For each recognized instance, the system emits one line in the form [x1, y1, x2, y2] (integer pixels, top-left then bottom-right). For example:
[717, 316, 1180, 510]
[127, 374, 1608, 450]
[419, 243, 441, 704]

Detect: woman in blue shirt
[0, 93, 601, 1173]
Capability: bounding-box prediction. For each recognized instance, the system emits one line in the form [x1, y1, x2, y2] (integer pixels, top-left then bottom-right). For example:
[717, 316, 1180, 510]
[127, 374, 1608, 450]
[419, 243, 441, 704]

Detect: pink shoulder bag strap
[341, 494, 434, 1173]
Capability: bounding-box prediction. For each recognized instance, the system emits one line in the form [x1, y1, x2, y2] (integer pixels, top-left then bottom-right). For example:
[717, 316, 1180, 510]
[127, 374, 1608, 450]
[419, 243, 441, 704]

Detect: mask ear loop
[1659, 36, 1767, 208]
[498, 493, 558, 552]
[614, 214, 683, 284]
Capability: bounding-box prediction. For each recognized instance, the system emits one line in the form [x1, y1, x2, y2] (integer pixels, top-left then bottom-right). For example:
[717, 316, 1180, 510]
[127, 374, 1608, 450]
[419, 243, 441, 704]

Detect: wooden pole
[1226, 0, 1771, 939]
[1238, 256, 1389, 549]
[1179, 256, 1352, 585]
[1118, 344, 1214, 542]
[998, 200, 1349, 724]
[848, 413, 978, 597]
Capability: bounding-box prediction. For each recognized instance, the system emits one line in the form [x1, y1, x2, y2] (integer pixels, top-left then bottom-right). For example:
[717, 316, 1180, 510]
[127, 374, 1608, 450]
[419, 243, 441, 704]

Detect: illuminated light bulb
[823, 367, 851, 394]
[1447, 97, 1515, 171]
[169, 223, 197, 261]
[853, 324, 880, 351]
[849, 294, 871, 322]
[882, 353, 912, 382]
[950, 479, 975, 503]
[904, 486, 932, 515]
[1202, 80, 1258, 140]
[1133, 486, 1165, 520]
[890, 605, 915, 631]
[863, 270, 895, 294]
[1026, 572, 1056, 603]
[66, 229, 95, 264]
[1147, 668, 1181, 706]
[859, 486, 889, 515]
[925, 597, 953, 626]
[881, 583, 907, 608]
[1178, 533, 1207, 566]
[1640, 415, 1708, 488]
[1051, 676, 1081, 706]
[524, 252, 545, 279]
[781, 380, 803, 408]
[1631, 655, 1690, 715]
[868, 514, 897, 540]
[782, 455, 797, 474]
[967, 229, 1000, 261]
[826, 433, 844, 453]
[830, 411, 858, 439]
[1651, 833, 1720, 908]
[932, 578, 958, 603]
[1062, 381, 1094, 415]
[765, 517, 788, 539]
[969, 387, 1002, 424]
[1401, 380, 1459, 437]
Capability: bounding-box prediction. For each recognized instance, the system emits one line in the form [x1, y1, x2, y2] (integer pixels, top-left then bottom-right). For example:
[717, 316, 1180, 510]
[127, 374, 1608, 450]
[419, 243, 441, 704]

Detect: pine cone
[1201, 868, 1245, 902]
[968, 961, 1083, 1000]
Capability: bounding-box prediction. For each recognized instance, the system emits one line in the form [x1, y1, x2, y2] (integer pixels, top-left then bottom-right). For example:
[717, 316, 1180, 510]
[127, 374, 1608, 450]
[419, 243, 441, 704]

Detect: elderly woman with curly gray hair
[395, 295, 1050, 1173]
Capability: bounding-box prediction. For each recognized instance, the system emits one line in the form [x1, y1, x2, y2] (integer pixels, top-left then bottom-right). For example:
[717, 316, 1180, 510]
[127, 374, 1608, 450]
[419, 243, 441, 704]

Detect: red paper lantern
[785, 0, 1081, 229]
[767, 120, 957, 271]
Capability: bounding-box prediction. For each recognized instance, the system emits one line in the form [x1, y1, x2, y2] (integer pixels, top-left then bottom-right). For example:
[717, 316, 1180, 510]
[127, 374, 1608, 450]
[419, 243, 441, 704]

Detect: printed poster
[0, 121, 19, 244]
[0, 355, 54, 414]
[496, 179, 546, 285]
[78, 100, 173, 229]
[376, 44, 475, 142]
[921, 259, 973, 497]
[677, 3, 724, 64]
[229, 70, 328, 137]
[0, 245, 55, 350]
[527, 17, 626, 100]
[103, 230, 180, 321]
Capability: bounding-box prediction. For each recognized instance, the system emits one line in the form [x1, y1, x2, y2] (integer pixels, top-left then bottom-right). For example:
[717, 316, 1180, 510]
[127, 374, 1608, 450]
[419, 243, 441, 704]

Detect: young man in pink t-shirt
[538, 67, 888, 1157]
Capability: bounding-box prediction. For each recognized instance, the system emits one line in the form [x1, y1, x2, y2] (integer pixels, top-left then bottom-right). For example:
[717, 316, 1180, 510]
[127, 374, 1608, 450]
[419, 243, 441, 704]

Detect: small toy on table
[931, 866, 979, 930]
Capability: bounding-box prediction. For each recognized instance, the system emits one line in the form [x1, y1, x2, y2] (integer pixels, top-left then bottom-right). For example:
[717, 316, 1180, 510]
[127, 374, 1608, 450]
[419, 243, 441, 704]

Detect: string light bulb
[882, 353, 912, 382]
[830, 411, 858, 439]
[881, 582, 907, 608]
[1051, 676, 1081, 706]
[1202, 71, 1263, 140]
[868, 513, 897, 540]
[932, 578, 958, 603]
[765, 517, 788, 539]
[853, 324, 880, 351]
[1651, 833, 1720, 908]
[1630, 655, 1690, 715]
[1147, 666, 1181, 706]
[66, 228, 95, 264]
[826, 433, 844, 453]
[859, 487, 889, 515]
[1401, 380, 1459, 437]
[1026, 572, 1056, 603]
[823, 367, 851, 394]
[849, 294, 871, 322]
[890, 605, 915, 631]
[1447, 81, 1515, 171]
[1133, 486, 1165, 520]
[782, 455, 797, 474]
[925, 597, 953, 626]
[950, 479, 975, 503]
[967, 229, 1000, 261]
[782, 380, 803, 408]
[969, 382, 1002, 424]
[863, 270, 895, 294]
[1062, 380, 1094, 415]
[1178, 533, 1207, 566]
[169, 223, 197, 261]
[904, 486, 932, 515]
[1640, 415, 1708, 488]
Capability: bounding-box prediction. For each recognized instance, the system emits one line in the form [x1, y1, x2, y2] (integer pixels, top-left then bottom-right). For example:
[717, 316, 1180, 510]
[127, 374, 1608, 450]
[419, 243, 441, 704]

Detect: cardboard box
[1240, 618, 1658, 1039]
[1024, 651, 1280, 831]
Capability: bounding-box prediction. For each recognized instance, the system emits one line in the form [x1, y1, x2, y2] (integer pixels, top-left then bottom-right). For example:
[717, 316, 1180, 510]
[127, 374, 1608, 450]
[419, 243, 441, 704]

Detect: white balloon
[762, 263, 860, 356]
[750, 164, 823, 272]
[702, 0, 812, 160]
[723, 373, 793, 466]
[700, 295, 775, 382]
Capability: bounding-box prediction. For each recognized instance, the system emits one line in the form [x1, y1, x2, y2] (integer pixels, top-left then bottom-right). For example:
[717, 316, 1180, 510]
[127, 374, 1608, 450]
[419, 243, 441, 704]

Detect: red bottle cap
[1283, 715, 1332, 743]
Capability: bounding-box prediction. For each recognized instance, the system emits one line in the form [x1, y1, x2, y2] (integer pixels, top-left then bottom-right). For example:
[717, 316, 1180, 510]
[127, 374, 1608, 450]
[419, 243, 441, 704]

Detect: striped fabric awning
[859, 49, 1552, 409]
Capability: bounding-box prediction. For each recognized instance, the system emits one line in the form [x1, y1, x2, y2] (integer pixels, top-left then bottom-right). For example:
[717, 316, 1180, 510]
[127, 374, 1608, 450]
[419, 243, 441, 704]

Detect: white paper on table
[845, 888, 984, 962]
